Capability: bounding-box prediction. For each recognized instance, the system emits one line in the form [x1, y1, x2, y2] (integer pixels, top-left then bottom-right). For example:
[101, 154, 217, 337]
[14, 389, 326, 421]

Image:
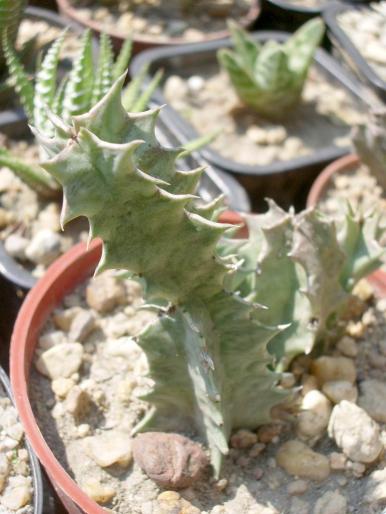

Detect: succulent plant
[1, 30, 162, 197]
[218, 18, 325, 119]
[223, 202, 385, 369]
[35, 76, 385, 476]
[352, 106, 386, 191]
[0, 0, 26, 69]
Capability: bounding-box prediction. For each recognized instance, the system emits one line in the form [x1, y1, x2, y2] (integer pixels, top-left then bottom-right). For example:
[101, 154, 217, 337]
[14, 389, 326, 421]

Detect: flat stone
[322, 381, 358, 404]
[365, 467, 386, 505]
[53, 307, 81, 331]
[35, 343, 83, 379]
[39, 330, 67, 350]
[0, 453, 9, 493]
[287, 479, 308, 496]
[276, 440, 330, 481]
[329, 452, 347, 470]
[69, 310, 95, 342]
[87, 431, 132, 468]
[258, 424, 282, 443]
[82, 478, 116, 504]
[311, 357, 356, 385]
[328, 401, 382, 463]
[156, 491, 200, 514]
[359, 379, 386, 423]
[336, 336, 358, 357]
[65, 386, 90, 417]
[230, 429, 258, 449]
[6, 422, 24, 442]
[4, 234, 29, 260]
[313, 490, 347, 514]
[133, 432, 208, 489]
[51, 377, 74, 398]
[296, 390, 332, 442]
[25, 229, 62, 265]
[86, 273, 126, 313]
[1, 477, 32, 510]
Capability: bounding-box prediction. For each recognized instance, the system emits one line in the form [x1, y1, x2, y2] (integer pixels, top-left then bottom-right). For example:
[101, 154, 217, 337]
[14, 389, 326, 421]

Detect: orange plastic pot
[306, 153, 360, 208]
[9, 210, 243, 512]
[11, 239, 105, 514]
[57, 0, 261, 53]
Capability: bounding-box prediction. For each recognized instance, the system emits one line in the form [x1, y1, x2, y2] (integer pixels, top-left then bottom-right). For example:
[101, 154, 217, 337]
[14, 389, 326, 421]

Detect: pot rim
[10, 239, 106, 513]
[306, 153, 360, 208]
[56, 0, 261, 46]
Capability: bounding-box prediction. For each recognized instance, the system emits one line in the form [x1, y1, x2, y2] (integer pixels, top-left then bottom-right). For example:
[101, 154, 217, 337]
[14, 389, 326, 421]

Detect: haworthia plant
[352, 106, 386, 191]
[4, 30, 162, 135]
[35, 76, 385, 476]
[218, 18, 325, 119]
[0, 0, 26, 69]
[2, 30, 162, 196]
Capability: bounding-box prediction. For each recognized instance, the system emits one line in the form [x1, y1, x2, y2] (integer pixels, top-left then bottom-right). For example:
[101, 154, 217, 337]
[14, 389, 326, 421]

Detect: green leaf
[112, 37, 132, 81]
[62, 30, 94, 120]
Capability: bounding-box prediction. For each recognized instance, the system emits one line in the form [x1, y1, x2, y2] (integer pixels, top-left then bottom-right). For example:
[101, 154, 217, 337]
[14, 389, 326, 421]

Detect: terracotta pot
[306, 153, 360, 208]
[9, 210, 243, 513]
[56, 0, 261, 53]
[306, 153, 386, 296]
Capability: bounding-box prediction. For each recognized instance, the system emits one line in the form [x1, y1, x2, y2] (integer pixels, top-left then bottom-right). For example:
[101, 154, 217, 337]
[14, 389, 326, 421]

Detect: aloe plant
[352, 106, 386, 191]
[34, 75, 385, 476]
[2, 30, 162, 197]
[0, 0, 26, 69]
[218, 18, 325, 119]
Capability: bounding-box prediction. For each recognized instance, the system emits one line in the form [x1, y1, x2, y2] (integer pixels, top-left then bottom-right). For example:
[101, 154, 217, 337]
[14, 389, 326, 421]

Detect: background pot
[324, 1, 386, 102]
[0, 364, 44, 514]
[130, 31, 368, 212]
[260, 0, 324, 33]
[57, 0, 261, 53]
[306, 153, 359, 207]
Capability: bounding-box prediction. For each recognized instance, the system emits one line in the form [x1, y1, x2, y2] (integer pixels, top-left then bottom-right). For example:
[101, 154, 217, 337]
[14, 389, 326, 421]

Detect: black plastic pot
[0, 365, 43, 513]
[130, 31, 368, 210]
[262, 0, 365, 21]
[0, 5, 97, 108]
[324, 2, 386, 102]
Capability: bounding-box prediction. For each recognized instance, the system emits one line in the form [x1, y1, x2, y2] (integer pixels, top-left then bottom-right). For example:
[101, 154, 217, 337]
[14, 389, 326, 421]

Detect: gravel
[338, 2, 386, 82]
[0, 384, 33, 513]
[27, 270, 386, 513]
[69, 0, 252, 42]
[0, 138, 89, 277]
[163, 67, 364, 166]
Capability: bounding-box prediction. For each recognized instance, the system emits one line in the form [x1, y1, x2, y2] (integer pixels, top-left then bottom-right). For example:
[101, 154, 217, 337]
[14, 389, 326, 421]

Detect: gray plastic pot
[0, 365, 43, 514]
[130, 30, 368, 211]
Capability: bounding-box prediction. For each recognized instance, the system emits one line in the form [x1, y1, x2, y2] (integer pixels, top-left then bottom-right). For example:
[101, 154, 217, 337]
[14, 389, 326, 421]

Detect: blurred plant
[0, 0, 26, 69]
[218, 18, 325, 119]
[352, 106, 386, 191]
[1, 30, 162, 197]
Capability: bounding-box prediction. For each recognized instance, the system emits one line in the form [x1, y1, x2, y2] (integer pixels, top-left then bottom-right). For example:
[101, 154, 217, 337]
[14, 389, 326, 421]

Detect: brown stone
[132, 432, 208, 489]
